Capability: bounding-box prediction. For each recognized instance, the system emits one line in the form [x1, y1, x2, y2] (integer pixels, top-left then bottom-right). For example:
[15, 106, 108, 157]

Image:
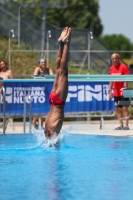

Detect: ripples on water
[0, 122, 133, 200]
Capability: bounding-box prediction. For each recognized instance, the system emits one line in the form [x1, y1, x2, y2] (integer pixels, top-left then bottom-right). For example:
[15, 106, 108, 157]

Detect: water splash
[31, 125, 61, 148]
[31, 117, 85, 148]
[31, 125, 45, 144]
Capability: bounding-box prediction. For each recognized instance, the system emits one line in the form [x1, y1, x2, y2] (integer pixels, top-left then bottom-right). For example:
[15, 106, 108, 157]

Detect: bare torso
[0, 70, 14, 79]
[45, 105, 64, 137]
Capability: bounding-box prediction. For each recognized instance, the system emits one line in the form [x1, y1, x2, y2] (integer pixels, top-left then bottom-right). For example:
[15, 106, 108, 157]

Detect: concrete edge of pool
[0, 119, 133, 137]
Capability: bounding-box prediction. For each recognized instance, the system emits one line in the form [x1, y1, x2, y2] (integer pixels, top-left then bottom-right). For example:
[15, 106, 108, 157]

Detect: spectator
[33, 58, 53, 76]
[0, 60, 14, 79]
[108, 53, 130, 130]
[32, 58, 53, 129]
[0, 60, 14, 128]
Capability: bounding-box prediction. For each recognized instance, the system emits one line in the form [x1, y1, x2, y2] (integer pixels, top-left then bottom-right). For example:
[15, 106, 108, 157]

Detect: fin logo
[5, 87, 12, 103]
[85, 85, 102, 101]
[66, 85, 102, 102]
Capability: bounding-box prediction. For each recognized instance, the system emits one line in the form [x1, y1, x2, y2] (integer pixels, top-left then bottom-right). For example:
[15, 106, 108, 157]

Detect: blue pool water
[0, 132, 133, 200]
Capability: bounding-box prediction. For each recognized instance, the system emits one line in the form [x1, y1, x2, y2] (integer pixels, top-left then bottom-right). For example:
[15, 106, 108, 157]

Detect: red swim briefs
[48, 91, 65, 106]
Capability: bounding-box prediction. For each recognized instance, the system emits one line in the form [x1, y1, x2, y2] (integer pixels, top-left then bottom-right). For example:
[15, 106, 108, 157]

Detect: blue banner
[0, 81, 114, 116]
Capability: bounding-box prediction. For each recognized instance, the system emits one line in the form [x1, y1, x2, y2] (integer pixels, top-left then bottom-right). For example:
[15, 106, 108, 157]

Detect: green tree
[47, 0, 103, 36]
[99, 34, 133, 58]
[14, 0, 103, 36]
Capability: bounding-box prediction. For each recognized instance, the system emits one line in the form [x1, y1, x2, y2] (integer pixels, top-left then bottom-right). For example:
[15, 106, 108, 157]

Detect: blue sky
[99, 0, 133, 42]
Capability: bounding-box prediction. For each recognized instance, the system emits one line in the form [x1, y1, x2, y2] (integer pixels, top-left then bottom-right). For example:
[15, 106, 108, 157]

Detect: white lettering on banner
[66, 86, 77, 102]
[5, 87, 12, 103]
[38, 96, 45, 103]
[85, 85, 102, 101]
[5, 87, 45, 104]
[67, 84, 111, 102]
[34, 91, 40, 96]
[78, 85, 85, 102]
[103, 84, 110, 100]
[14, 97, 20, 103]
[14, 91, 19, 96]
[20, 91, 24, 96]
[32, 96, 38, 103]
[14, 87, 44, 91]
[5, 84, 111, 104]
[20, 97, 24, 103]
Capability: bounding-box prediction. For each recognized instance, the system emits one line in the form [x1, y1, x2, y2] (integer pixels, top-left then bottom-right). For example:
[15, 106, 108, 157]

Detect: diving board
[0, 74, 133, 82]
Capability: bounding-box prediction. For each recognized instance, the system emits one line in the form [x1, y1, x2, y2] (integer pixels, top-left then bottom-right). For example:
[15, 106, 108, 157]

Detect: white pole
[88, 33, 90, 74]
[8, 29, 15, 69]
[88, 31, 93, 74]
[41, 0, 47, 54]
[47, 30, 51, 68]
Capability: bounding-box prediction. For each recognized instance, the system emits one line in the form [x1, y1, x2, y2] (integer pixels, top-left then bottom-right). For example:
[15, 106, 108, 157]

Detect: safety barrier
[3, 74, 133, 133]
[2, 75, 133, 133]
[23, 95, 32, 134]
[0, 88, 32, 134]
[0, 76, 116, 134]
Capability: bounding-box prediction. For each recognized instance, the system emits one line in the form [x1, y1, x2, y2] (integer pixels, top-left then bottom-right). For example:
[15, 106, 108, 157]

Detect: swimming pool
[0, 133, 133, 200]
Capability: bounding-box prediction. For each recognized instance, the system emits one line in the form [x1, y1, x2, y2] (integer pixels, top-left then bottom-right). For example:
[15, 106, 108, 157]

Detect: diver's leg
[55, 28, 72, 100]
[56, 27, 68, 69]
[51, 27, 68, 92]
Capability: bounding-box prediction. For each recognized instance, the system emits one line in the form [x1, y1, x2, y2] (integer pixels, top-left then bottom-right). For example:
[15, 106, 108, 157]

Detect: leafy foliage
[99, 34, 133, 58]
[14, 0, 103, 36]
[47, 0, 103, 36]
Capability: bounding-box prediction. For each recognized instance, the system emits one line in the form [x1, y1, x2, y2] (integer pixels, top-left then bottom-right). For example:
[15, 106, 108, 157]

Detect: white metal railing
[0, 87, 33, 134]
[23, 95, 32, 134]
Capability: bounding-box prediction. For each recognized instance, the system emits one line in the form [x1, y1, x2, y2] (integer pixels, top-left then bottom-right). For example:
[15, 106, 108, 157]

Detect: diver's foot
[58, 27, 68, 42]
[62, 27, 72, 43]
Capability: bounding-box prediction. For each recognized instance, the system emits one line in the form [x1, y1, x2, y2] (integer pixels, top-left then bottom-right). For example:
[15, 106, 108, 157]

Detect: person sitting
[32, 58, 53, 129]
[44, 27, 72, 140]
[33, 58, 53, 76]
[0, 60, 14, 128]
[0, 60, 14, 79]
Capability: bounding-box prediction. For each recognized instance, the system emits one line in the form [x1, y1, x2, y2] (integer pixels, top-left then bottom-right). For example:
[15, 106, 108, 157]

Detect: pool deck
[0, 119, 133, 137]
